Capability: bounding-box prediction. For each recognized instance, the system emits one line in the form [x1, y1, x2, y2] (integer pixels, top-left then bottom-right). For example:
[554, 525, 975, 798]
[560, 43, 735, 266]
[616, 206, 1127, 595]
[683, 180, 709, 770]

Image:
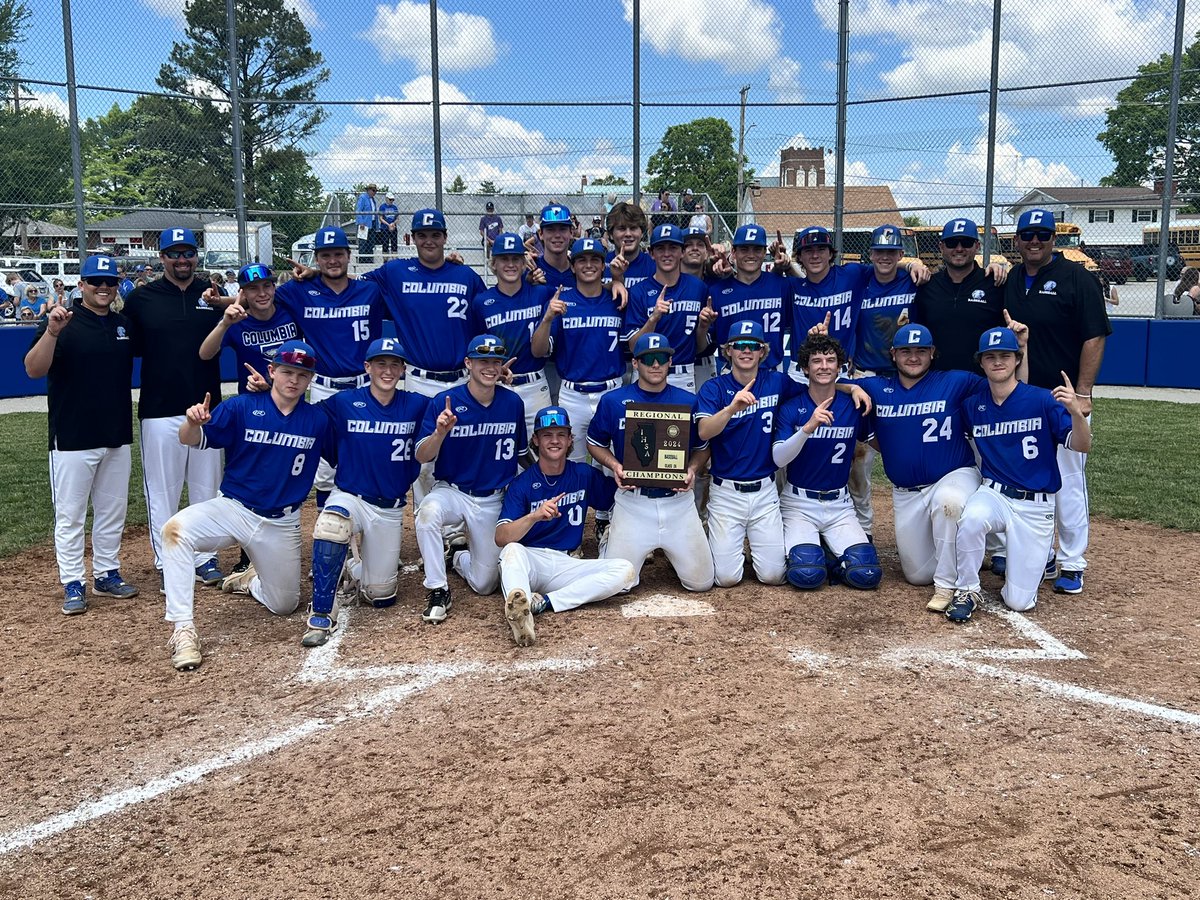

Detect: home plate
[621, 594, 716, 618]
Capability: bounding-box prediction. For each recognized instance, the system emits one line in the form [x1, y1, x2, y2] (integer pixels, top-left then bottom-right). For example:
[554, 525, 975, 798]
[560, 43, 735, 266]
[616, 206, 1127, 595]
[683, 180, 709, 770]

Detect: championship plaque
[621, 401, 692, 489]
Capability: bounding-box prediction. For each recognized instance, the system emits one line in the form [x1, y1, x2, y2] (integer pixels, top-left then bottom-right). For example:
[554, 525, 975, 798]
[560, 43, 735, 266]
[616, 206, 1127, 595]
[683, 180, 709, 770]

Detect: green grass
[0, 395, 1196, 558]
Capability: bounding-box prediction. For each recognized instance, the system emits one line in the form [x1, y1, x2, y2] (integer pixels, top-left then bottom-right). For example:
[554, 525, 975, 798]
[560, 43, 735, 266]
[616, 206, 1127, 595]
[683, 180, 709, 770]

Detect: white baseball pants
[706, 477, 786, 587]
[954, 484, 1055, 612]
[140, 416, 222, 570]
[415, 483, 503, 594]
[779, 487, 867, 556]
[499, 543, 635, 611]
[1054, 415, 1091, 572]
[604, 488, 714, 591]
[891, 466, 981, 590]
[511, 374, 552, 438]
[556, 381, 620, 463]
[403, 369, 468, 512]
[326, 491, 405, 600]
[49, 444, 131, 584]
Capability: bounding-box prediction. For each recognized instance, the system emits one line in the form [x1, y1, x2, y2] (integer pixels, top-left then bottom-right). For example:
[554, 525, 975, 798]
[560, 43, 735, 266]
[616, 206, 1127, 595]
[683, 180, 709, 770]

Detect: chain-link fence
[2, 0, 1195, 316]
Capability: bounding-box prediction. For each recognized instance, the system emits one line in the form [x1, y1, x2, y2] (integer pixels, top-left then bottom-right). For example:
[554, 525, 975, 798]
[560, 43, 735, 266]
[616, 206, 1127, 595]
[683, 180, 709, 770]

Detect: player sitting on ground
[774, 334, 881, 592]
[496, 406, 636, 647]
[163, 340, 332, 671]
[302, 337, 430, 647]
[945, 327, 1092, 623]
[414, 334, 528, 625]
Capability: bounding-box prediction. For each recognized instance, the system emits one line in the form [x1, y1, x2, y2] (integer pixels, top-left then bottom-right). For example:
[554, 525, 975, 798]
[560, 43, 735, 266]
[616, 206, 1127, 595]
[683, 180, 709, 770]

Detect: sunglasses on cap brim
[470, 343, 508, 358]
[535, 412, 569, 430]
[240, 265, 274, 284]
[275, 349, 316, 370]
[542, 208, 571, 223]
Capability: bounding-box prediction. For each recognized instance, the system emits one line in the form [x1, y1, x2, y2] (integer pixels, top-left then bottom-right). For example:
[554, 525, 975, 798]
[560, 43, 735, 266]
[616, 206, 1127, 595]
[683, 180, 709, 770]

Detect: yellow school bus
[1144, 223, 1200, 269]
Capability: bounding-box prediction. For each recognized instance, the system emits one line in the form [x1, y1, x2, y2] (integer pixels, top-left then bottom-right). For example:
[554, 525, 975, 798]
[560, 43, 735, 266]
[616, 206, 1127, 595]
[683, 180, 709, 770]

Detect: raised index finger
[202, 392, 211, 410]
[744, 375, 756, 393]
[819, 396, 834, 409]
[445, 396, 452, 413]
[1060, 370, 1075, 390]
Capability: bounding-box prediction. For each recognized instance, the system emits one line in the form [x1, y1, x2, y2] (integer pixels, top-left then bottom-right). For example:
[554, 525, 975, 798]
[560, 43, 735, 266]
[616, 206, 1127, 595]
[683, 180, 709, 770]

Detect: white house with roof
[1006, 186, 1185, 244]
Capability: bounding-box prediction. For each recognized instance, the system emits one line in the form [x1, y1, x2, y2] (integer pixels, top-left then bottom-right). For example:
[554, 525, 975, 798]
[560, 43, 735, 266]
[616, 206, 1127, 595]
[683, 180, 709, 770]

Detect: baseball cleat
[94, 570, 139, 599]
[195, 560, 226, 586]
[221, 563, 257, 595]
[530, 592, 551, 615]
[301, 613, 337, 648]
[1043, 555, 1058, 581]
[1053, 570, 1083, 594]
[990, 555, 1007, 577]
[422, 587, 452, 624]
[926, 585, 955, 613]
[504, 589, 536, 647]
[945, 589, 981, 623]
[61, 581, 87, 616]
[444, 537, 469, 571]
[168, 625, 203, 671]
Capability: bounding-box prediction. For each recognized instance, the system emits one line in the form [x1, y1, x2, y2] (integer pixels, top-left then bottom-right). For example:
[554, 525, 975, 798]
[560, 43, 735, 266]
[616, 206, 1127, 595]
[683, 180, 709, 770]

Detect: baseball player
[414, 334, 528, 624]
[854, 322, 1023, 611]
[162, 340, 332, 671]
[122, 227, 226, 591]
[606, 201, 656, 291]
[530, 237, 625, 462]
[496, 406, 636, 647]
[586, 333, 714, 591]
[681, 225, 720, 392]
[774, 334, 881, 591]
[527, 204, 577, 293]
[1003, 208, 1109, 596]
[24, 255, 138, 614]
[470, 232, 554, 434]
[945, 327, 1092, 622]
[622, 224, 709, 392]
[301, 337, 429, 647]
[695, 321, 789, 587]
[199, 263, 300, 394]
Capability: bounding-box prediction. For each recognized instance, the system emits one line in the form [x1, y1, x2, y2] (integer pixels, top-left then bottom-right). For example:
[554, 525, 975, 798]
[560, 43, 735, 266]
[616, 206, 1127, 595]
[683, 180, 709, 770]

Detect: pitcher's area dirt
[1, 503, 1197, 900]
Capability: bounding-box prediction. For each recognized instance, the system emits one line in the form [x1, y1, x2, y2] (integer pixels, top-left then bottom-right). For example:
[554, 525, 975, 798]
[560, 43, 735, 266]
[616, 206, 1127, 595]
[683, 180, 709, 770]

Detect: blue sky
[19, 0, 1195, 218]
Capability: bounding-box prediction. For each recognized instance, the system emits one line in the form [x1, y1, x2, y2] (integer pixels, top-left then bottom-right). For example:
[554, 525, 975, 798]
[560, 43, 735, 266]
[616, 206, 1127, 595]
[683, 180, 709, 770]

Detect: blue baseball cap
[727, 320, 767, 344]
[977, 327, 1020, 354]
[795, 226, 832, 249]
[466, 333, 508, 359]
[570, 237, 605, 259]
[273, 339, 318, 371]
[871, 225, 904, 250]
[633, 332, 674, 358]
[941, 218, 980, 241]
[732, 224, 768, 247]
[893, 324, 934, 349]
[365, 337, 407, 361]
[540, 204, 572, 226]
[533, 406, 572, 432]
[411, 208, 447, 232]
[683, 226, 709, 244]
[492, 232, 525, 256]
[159, 227, 197, 250]
[80, 255, 120, 278]
[1016, 208, 1056, 232]
[238, 263, 275, 285]
[315, 226, 350, 249]
[650, 223, 683, 247]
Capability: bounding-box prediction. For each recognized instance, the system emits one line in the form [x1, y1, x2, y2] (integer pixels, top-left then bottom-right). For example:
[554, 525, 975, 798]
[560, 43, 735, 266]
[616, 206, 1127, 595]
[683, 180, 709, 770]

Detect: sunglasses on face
[276, 348, 316, 370]
[535, 412, 569, 430]
[470, 343, 508, 358]
[84, 277, 120, 287]
[163, 249, 197, 259]
[1018, 230, 1054, 242]
[638, 352, 671, 367]
[942, 238, 977, 250]
[730, 340, 764, 352]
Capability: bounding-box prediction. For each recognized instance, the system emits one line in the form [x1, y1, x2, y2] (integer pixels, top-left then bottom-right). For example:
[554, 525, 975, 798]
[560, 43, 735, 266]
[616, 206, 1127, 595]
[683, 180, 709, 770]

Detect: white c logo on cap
[988, 330, 1003, 346]
[952, 220, 966, 234]
[381, 338, 397, 352]
[422, 213, 435, 226]
[321, 230, 335, 245]
[96, 257, 112, 272]
[648, 336, 662, 349]
[746, 227, 759, 242]
[908, 330, 921, 345]
[173, 229, 185, 243]
[1029, 211, 1044, 225]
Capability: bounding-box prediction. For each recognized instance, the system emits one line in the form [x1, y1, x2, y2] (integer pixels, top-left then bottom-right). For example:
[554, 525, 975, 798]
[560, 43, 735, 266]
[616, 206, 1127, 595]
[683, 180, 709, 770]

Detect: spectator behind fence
[356, 183, 379, 263]
[20, 286, 47, 321]
[479, 201, 504, 259]
[378, 192, 399, 259]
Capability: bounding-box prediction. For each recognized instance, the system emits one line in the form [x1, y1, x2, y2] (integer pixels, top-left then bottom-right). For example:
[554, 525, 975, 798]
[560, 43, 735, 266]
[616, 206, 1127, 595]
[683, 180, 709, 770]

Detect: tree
[592, 174, 629, 186]
[479, 180, 500, 195]
[902, 214, 924, 227]
[0, 106, 70, 241]
[1098, 35, 1200, 211]
[447, 174, 467, 193]
[156, 0, 329, 211]
[645, 117, 751, 218]
[0, 0, 31, 108]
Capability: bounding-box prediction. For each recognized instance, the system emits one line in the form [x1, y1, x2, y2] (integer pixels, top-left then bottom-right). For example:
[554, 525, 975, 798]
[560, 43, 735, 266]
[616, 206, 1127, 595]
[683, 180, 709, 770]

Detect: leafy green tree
[479, 180, 500, 195]
[0, 0, 30, 107]
[256, 148, 324, 248]
[1098, 34, 1200, 211]
[592, 174, 629, 186]
[447, 174, 467, 193]
[645, 117, 751, 218]
[902, 214, 924, 227]
[0, 106, 70, 240]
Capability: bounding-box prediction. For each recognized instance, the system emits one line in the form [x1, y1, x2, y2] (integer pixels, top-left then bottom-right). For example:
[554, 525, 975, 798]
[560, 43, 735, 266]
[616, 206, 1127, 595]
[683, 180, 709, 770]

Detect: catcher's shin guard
[311, 506, 352, 615]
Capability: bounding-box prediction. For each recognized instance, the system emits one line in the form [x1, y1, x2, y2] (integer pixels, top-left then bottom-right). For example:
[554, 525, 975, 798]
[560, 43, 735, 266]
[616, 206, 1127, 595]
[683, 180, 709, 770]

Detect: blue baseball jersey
[774, 390, 870, 491]
[362, 259, 485, 371]
[549, 287, 626, 383]
[858, 370, 982, 488]
[416, 384, 528, 493]
[220, 306, 301, 393]
[498, 460, 617, 552]
[537, 262, 575, 293]
[320, 386, 428, 503]
[622, 273, 708, 366]
[962, 381, 1073, 493]
[587, 382, 708, 456]
[469, 281, 552, 376]
[854, 272, 916, 374]
[791, 263, 872, 362]
[696, 369, 790, 481]
[274, 278, 383, 378]
[607, 250, 656, 290]
[707, 273, 794, 370]
[198, 392, 332, 511]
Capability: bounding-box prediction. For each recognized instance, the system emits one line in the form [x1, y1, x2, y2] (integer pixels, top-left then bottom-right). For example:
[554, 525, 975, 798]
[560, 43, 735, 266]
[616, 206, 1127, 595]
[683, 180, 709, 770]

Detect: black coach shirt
[1004, 254, 1111, 390]
[33, 303, 135, 452]
[122, 276, 224, 419]
[911, 264, 1005, 373]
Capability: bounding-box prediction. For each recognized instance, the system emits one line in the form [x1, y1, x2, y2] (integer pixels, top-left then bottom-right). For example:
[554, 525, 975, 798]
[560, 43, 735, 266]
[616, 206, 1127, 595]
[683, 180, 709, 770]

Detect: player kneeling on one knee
[495, 407, 635, 647]
[163, 341, 331, 671]
[302, 339, 425, 646]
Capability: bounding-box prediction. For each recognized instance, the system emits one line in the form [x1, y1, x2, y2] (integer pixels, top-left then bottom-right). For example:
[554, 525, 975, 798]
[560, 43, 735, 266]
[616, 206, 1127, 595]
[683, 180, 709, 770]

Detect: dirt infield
[1, 497, 1198, 899]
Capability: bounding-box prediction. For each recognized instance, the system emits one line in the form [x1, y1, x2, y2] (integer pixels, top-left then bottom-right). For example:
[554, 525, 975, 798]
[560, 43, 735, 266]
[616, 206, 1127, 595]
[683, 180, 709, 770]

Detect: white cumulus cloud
[362, 1, 499, 72]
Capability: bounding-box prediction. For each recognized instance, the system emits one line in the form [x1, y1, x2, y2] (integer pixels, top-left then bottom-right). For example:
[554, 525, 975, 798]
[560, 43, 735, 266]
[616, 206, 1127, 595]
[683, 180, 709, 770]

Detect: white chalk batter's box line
[3, 592, 1198, 859]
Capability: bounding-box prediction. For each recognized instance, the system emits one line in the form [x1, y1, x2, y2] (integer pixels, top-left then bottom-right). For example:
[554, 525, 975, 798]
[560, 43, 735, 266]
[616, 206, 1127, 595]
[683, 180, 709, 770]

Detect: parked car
[1130, 247, 1184, 281]
[1081, 245, 1133, 285]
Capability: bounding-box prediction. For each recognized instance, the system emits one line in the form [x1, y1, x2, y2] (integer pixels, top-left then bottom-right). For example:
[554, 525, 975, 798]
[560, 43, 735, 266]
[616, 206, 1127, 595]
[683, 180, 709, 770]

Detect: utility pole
[736, 85, 749, 227]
